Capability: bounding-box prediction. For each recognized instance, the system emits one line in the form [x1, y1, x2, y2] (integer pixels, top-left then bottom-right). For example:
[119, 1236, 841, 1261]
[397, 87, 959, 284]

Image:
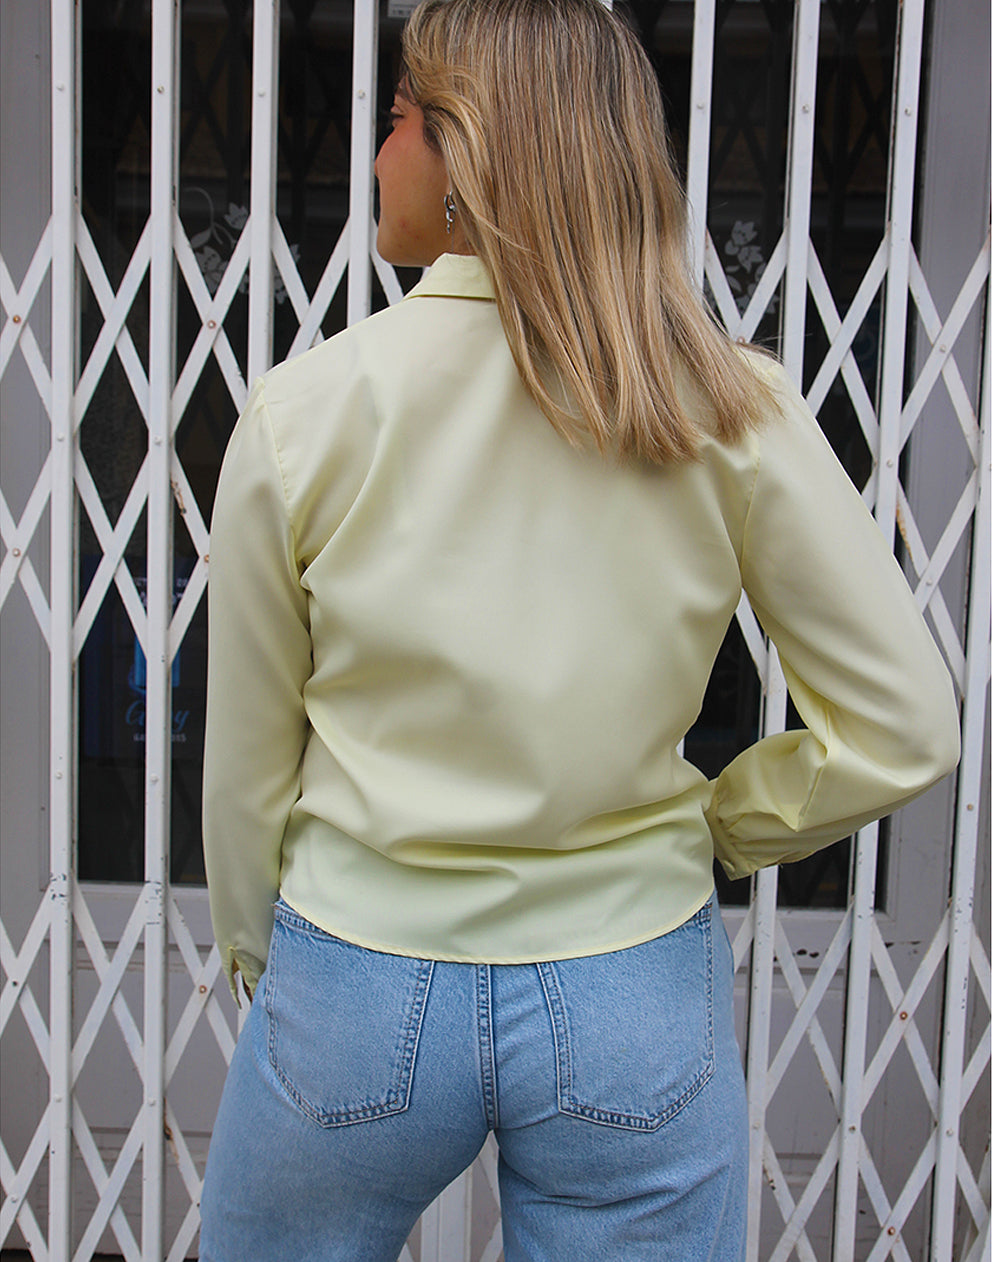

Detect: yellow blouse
[203, 253, 959, 996]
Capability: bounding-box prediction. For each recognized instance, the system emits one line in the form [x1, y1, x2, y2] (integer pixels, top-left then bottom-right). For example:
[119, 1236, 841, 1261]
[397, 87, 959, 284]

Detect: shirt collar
[404, 252, 495, 302]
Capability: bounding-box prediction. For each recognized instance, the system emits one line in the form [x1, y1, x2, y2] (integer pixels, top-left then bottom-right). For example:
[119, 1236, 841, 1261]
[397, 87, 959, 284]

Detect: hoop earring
[444, 191, 456, 235]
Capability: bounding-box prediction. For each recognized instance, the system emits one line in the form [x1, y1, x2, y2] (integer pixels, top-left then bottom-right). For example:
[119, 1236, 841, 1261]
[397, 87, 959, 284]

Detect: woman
[199, 1, 959, 1258]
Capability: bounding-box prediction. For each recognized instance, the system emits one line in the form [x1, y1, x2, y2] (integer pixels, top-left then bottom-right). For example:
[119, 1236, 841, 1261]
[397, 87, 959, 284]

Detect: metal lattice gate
[1, 1, 989, 1259]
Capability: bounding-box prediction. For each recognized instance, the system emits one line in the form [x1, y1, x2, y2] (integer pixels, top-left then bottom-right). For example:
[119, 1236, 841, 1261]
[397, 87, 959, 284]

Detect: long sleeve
[705, 366, 960, 879]
[203, 378, 312, 997]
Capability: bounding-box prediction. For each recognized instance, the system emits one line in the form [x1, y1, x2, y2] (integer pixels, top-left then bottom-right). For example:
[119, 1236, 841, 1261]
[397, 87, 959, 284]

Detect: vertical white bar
[144, 0, 179, 1254]
[248, 0, 281, 384]
[420, 1172, 472, 1262]
[779, 0, 820, 379]
[347, 0, 379, 327]
[685, 0, 716, 288]
[744, 649, 788, 1261]
[744, 867, 777, 1262]
[835, 6, 925, 1258]
[832, 820, 878, 1262]
[49, 0, 77, 1255]
[931, 267, 990, 1260]
[875, 0, 925, 547]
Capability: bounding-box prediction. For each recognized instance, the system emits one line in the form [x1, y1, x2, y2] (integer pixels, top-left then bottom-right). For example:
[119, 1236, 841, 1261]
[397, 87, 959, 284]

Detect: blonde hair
[401, 0, 774, 463]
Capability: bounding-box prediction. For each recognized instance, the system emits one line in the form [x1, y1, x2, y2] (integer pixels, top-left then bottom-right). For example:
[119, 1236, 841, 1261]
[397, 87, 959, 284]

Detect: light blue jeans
[200, 895, 747, 1261]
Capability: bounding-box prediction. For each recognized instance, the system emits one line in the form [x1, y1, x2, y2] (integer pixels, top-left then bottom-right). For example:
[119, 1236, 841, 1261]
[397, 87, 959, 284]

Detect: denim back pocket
[264, 903, 434, 1128]
[537, 900, 714, 1131]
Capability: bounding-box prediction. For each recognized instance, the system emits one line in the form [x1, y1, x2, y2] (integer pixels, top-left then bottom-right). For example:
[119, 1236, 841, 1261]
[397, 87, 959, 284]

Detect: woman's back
[204, 252, 957, 982]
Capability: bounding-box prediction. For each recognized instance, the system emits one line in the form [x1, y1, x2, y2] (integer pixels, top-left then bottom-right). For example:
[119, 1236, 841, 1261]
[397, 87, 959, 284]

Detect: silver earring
[444, 191, 456, 234]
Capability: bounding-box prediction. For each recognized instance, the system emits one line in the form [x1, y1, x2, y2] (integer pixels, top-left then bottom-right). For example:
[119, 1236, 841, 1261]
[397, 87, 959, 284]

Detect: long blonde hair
[401, 0, 774, 463]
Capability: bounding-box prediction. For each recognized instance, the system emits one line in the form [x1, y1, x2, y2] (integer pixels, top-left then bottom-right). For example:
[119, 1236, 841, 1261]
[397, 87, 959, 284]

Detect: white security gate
[0, 1, 989, 1260]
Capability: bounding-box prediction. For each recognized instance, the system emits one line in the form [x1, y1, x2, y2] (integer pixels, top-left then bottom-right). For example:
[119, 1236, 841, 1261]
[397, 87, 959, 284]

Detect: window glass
[78, 0, 154, 881]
